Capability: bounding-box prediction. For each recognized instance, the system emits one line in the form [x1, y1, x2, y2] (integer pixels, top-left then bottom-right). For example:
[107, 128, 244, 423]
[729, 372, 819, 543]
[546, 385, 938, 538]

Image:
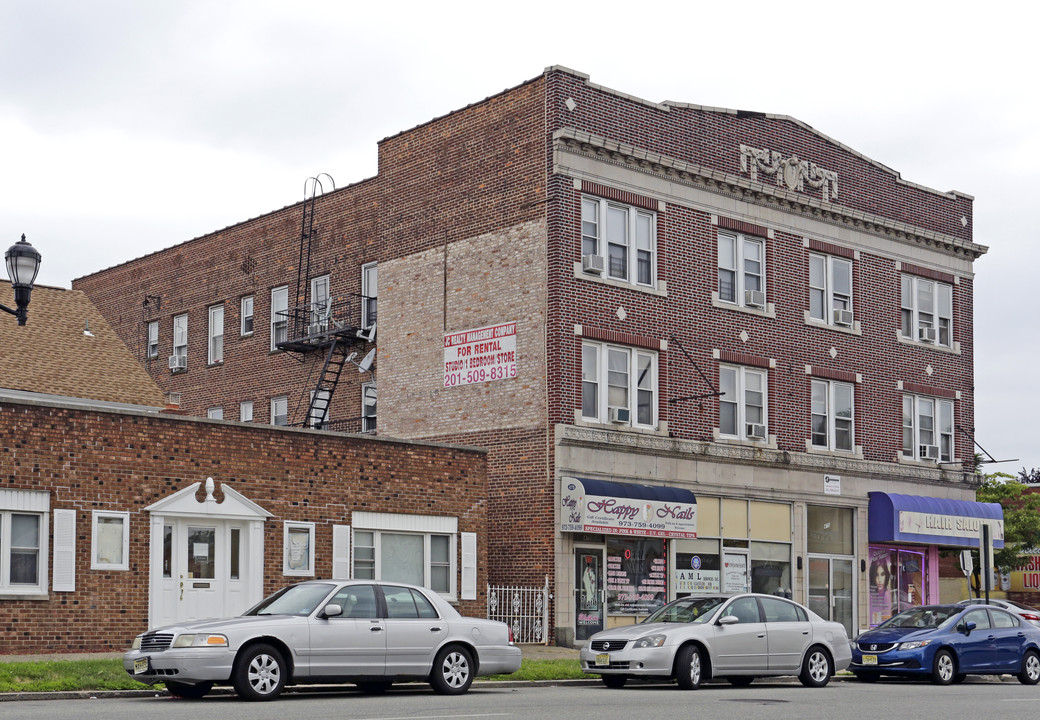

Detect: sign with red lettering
[1009, 553, 1040, 592]
[443, 322, 517, 387]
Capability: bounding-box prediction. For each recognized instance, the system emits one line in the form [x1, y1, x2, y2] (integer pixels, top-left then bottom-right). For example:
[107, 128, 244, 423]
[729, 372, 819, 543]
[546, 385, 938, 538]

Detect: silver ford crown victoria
[580, 593, 851, 689]
[124, 580, 521, 700]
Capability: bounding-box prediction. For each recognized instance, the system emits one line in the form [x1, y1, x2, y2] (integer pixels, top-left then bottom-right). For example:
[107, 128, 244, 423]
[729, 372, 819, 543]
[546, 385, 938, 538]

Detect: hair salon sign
[560, 478, 697, 539]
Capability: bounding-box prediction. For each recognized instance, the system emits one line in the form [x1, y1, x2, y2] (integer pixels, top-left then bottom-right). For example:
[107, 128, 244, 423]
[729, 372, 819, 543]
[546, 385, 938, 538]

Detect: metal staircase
[304, 336, 351, 429]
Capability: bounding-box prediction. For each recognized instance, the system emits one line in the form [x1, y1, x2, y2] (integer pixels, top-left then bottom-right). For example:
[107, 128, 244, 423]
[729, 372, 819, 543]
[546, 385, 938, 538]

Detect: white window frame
[283, 521, 315, 576]
[902, 395, 954, 462]
[581, 342, 658, 429]
[810, 379, 855, 452]
[362, 382, 377, 433]
[239, 401, 253, 422]
[207, 406, 223, 420]
[271, 286, 288, 351]
[271, 395, 288, 426]
[581, 196, 656, 287]
[718, 231, 765, 307]
[208, 304, 224, 364]
[901, 275, 953, 347]
[146, 321, 159, 359]
[718, 365, 768, 441]
[352, 528, 458, 601]
[809, 253, 853, 324]
[241, 295, 254, 336]
[90, 510, 129, 571]
[310, 275, 330, 330]
[0, 498, 49, 595]
[361, 262, 378, 329]
[172, 313, 188, 360]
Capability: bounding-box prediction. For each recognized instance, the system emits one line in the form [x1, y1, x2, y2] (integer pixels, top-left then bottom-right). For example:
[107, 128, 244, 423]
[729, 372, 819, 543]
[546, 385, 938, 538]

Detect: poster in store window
[723, 553, 749, 593]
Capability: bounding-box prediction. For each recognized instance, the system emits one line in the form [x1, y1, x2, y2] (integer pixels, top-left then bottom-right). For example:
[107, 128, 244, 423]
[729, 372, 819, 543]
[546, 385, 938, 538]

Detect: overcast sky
[2, 0, 1036, 474]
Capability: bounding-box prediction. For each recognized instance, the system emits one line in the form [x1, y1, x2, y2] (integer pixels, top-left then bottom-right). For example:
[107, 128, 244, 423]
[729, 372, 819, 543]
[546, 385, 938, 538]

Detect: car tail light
[1021, 613, 1040, 623]
[508, 627, 515, 646]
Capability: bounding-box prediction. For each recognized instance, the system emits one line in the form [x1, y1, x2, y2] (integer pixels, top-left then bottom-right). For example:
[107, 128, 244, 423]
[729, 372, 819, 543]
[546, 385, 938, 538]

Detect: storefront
[866, 492, 1004, 627]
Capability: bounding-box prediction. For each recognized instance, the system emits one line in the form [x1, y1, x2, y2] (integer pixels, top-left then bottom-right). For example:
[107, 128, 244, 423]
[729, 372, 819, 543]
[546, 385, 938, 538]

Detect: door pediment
[146, 477, 272, 520]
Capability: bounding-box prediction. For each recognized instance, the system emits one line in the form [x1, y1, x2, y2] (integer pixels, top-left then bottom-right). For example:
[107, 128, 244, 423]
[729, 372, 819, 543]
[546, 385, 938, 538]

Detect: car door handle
[757, 634, 766, 638]
[370, 626, 384, 632]
[430, 627, 442, 632]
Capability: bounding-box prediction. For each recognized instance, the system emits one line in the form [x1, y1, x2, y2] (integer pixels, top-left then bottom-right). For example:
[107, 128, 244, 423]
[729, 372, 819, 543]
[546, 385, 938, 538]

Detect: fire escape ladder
[293, 174, 335, 337]
[305, 336, 348, 429]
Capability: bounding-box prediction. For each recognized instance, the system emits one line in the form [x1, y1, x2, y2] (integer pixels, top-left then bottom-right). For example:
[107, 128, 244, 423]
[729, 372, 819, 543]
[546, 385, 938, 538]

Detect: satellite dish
[356, 348, 376, 373]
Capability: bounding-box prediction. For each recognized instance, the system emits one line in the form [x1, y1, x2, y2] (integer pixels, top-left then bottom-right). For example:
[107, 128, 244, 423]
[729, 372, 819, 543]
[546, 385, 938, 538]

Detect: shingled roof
[0, 281, 165, 408]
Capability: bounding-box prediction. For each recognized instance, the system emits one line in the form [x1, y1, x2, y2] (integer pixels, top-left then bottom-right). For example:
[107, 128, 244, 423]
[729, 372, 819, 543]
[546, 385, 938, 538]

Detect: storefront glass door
[807, 555, 855, 637]
[575, 547, 605, 642]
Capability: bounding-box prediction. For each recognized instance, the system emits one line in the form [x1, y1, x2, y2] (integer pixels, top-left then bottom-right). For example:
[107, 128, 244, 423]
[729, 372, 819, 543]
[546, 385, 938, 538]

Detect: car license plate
[862, 654, 877, 665]
[595, 653, 610, 667]
[133, 658, 149, 674]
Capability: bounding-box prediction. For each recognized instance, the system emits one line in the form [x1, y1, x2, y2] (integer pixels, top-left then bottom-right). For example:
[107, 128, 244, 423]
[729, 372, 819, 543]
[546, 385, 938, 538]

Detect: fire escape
[275, 174, 376, 431]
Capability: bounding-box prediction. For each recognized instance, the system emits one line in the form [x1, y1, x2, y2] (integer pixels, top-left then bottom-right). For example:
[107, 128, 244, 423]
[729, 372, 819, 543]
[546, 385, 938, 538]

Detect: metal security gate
[487, 576, 550, 644]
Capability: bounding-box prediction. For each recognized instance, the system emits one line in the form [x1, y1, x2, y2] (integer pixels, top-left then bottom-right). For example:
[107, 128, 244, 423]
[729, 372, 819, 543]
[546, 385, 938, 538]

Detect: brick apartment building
[0, 283, 488, 654]
[75, 66, 1003, 645]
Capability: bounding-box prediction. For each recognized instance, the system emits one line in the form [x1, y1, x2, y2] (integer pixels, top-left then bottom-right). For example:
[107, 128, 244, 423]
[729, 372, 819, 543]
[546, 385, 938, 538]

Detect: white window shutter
[332, 524, 351, 579]
[461, 532, 477, 600]
[52, 509, 77, 592]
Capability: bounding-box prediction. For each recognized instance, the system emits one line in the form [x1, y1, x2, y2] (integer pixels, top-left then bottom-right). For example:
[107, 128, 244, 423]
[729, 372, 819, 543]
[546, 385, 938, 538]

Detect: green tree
[969, 471, 1040, 594]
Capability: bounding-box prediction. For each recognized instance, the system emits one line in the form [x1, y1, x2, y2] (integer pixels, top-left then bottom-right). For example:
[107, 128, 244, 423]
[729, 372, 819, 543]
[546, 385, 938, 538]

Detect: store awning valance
[560, 477, 697, 539]
[868, 492, 1004, 549]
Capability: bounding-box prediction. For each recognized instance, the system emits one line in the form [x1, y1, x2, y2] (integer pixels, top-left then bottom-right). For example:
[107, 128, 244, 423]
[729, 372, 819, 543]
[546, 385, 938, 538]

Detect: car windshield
[643, 596, 725, 624]
[245, 583, 337, 616]
[877, 606, 959, 630]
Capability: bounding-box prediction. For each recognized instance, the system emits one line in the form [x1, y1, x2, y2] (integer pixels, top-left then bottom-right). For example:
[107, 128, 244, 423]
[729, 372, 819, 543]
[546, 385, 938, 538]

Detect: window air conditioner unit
[582, 254, 605, 275]
[919, 444, 940, 461]
[308, 322, 327, 336]
[744, 290, 765, 308]
[608, 407, 630, 424]
[918, 327, 937, 343]
[746, 423, 766, 440]
[168, 354, 187, 371]
[833, 308, 854, 326]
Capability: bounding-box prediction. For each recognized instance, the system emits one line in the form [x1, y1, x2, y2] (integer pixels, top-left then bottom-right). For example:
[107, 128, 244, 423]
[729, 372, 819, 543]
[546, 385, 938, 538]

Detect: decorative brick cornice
[719, 350, 770, 369]
[903, 382, 958, 399]
[901, 262, 956, 285]
[580, 180, 658, 212]
[718, 215, 768, 239]
[580, 326, 664, 351]
[807, 238, 855, 260]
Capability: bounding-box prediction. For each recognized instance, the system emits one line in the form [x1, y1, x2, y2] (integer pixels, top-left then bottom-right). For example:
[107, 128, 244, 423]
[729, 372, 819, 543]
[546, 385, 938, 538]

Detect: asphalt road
[4, 679, 1039, 720]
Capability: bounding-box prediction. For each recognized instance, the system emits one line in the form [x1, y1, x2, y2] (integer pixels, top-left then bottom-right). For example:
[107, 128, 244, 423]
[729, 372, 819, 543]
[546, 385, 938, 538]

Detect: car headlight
[172, 633, 229, 648]
[130, 635, 142, 650]
[898, 640, 931, 650]
[632, 634, 667, 649]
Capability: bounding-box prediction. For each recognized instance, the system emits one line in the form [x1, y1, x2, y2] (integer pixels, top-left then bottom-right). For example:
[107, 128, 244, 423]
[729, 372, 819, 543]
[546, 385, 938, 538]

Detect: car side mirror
[960, 621, 976, 635]
[718, 615, 740, 626]
[323, 603, 343, 618]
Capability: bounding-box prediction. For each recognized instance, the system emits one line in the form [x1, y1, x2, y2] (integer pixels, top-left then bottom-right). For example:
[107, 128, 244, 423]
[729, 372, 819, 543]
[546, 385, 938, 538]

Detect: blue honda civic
[849, 604, 1040, 684]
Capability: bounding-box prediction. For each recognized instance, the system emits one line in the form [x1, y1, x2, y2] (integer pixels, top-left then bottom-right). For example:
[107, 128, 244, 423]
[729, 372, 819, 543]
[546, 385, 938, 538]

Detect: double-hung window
[1, 494, 47, 594]
[581, 342, 657, 428]
[719, 365, 767, 440]
[241, 296, 254, 336]
[271, 286, 288, 350]
[581, 197, 656, 287]
[361, 262, 378, 329]
[809, 254, 853, 325]
[271, 395, 288, 426]
[207, 407, 223, 420]
[362, 382, 377, 433]
[146, 321, 159, 359]
[353, 529, 456, 599]
[239, 401, 253, 422]
[811, 379, 854, 451]
[171, 314, 188, 370]
[718, 232, 765, 308]
[208, 304, 224, 364]
[310, 275, 330, 333]
[902, 395, 954, 462]
[901, 275, 953, 347]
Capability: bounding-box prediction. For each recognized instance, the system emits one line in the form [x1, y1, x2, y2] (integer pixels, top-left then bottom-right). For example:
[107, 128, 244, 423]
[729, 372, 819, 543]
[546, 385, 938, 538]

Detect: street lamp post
[1, 234, 42, 326]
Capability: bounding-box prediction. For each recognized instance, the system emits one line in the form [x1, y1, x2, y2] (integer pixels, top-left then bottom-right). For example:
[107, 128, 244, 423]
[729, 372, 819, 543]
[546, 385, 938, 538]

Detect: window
[271, 286, 288, 351]
[146, 321, 159, 359]
[271, 395, 288, 426]
[809, 254, 852, 325]
[352, 529, 456, 598]
[719, 365, 767, 440]
[90, 511, 129, 570]
[283, 521, 315, 576]
[172, 313, 188, 367]
[241, 296, 254, 336]
[718, 231, 765, 307]
[811, 379, 854, 451]
[362, 382, 377, 433]
[361, 263, 378, 328]
[208, 304, 224, 364]
[1, 494, 47, 594]
[310, 275, 330, 331]
[239, 401, 253, 422]
[581, 342, 657, 428]
[902, 395, 954, 462]
[581, 196, 656, 286]
[901, 275, 953, 347]
[207, 406, 223, 420]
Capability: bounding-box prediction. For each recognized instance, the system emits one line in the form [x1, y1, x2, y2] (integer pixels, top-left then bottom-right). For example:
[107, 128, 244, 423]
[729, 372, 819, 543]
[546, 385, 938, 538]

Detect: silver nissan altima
[580, 593, 851, 689]
[124, 579, 521, 700]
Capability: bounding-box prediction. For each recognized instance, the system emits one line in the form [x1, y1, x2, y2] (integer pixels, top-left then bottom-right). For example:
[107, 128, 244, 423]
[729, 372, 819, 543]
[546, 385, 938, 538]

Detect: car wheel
[798, 646, 832, 687]
[430, 645, 474, 695]
[675, 644, 704, 690]
[931, 648, 956, 685]
[1018, 649, 1040, 685]
[727, 676, 754, 686]
[356, 681, 392, 693]
[165, 681, 213, 699]
[232, 643, 287, 701]
[600, 674, 627, 689]
[853, 671, 879, 683]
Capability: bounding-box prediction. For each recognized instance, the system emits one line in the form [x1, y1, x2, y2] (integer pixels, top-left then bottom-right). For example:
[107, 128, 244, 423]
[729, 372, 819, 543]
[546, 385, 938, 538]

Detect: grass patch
[487, 658, 587, 681]
[0, 659, 152, 693]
